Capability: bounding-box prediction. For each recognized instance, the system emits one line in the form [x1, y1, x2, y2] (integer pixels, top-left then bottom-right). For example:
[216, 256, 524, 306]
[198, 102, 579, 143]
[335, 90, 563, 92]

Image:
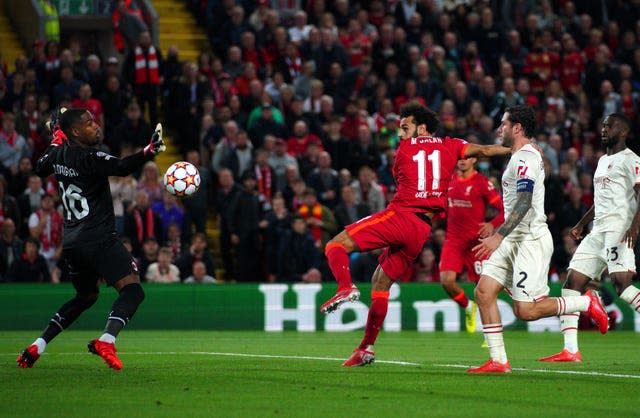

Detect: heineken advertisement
[2, 283, 639, 331]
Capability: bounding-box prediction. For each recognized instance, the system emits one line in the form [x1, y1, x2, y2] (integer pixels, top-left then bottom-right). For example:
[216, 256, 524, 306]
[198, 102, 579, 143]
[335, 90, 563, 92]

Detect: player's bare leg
[17, 282, 100, 368]
[441, 271, 477, 333]
[467, 275, 511, 373]
[343, 266, 393, 366]
[539, 270, 590, 362]
[321, 231, 361, 314]
[88, 273, 145, 371]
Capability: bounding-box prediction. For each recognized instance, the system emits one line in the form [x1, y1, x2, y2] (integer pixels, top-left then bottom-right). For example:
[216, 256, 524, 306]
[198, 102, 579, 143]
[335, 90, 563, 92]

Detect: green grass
[1, 331, 638, 418]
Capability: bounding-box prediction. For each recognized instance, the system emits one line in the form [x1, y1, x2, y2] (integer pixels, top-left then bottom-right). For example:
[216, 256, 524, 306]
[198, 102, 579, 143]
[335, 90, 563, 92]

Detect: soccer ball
[163, 161, 201, 197]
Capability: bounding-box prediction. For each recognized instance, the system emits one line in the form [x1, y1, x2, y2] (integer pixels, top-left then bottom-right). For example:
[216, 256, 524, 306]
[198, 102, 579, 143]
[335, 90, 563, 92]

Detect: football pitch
[1, 330, 638, 418]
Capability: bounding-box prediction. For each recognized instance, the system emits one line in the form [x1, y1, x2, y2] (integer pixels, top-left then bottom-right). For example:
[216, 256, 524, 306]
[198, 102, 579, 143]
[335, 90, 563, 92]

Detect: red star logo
[185, 175, 195, 186]
[175, 162, 188, 169]
[166, 174, 176, 185]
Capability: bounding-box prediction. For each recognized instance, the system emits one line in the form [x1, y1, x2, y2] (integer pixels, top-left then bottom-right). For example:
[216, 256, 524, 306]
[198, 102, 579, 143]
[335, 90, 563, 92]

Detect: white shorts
[481, 230, 553, 302]
[568, 230, 636, 279]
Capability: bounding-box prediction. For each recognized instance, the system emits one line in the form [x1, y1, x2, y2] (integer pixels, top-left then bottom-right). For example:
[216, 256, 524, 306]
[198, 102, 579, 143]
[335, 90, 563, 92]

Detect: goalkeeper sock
[103, 283, 145, 338]
[32, 338, 47, 355]
[559, 289, 580, 353]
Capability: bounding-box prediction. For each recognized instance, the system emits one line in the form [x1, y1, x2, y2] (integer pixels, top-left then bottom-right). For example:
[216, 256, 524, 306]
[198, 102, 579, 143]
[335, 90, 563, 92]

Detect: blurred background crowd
[1, 0, 640, 285]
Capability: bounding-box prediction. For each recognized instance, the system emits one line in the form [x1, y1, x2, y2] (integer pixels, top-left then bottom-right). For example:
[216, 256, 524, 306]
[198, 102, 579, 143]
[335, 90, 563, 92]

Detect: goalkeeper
[16, 108, 165, 371]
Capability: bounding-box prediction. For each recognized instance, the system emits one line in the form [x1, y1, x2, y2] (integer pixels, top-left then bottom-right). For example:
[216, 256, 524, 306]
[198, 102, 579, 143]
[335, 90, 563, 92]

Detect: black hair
[400, 102, 439, 133]
[607, 112, 631, 132]
[59, 108, 89, 138]
[505, 105, 536, 138]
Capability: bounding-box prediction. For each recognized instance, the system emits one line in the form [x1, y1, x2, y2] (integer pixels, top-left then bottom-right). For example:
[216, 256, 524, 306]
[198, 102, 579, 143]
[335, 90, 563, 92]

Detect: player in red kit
[320, 102, 512, 366]
[440, 158, 504, 334]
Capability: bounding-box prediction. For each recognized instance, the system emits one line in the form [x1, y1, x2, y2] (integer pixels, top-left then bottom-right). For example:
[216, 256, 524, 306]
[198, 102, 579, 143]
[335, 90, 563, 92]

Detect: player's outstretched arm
[463, 143, 511, 158]
[570, 205, 594, 240]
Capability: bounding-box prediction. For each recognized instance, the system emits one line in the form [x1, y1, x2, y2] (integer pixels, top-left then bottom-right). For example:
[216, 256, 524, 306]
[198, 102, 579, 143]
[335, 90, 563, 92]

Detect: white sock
[98, 333, 116, 344]
[560, 289, 580, 353]
[33, 337, 47, 355]
[620, 285, 640, 313]
[483, 323, 507, 364]
[556, 295, 590, 315]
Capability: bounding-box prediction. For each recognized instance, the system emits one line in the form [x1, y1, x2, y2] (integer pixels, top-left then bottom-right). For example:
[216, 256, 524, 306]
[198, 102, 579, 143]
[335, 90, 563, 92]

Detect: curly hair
[505, 105, 536, 138]
[400, 102, 440, 133]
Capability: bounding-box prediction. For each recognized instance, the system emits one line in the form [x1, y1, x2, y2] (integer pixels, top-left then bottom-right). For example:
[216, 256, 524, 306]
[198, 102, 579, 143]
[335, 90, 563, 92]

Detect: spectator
[176, 233, 216, 281]
[27, 193, 61, 272]
[349, 124, 381, 174]
[269, 138, 299, 192]
[0, 113, 30, 177]
[278, 215, 321, 282]
[125, 190, 163, 257]
[263, 195, 291, 282]
[109, 173, 136, 236]
[145, 247, 181, 283]
[223, 130, 254, 180]
[0, 176, 21, 229]
[52, 66, 81, 106]
[164, 222, 182, 261]
[297, 187, 336, 250]
[100, 75, 129, 145]
[112, 0, 148, 54]
[408, 246, 440, 283]
[6, 237, 50, 282]
[334, 184, 371, 231]
[124, 30, 163, 126]
[109, 101, 152, 157]
[72, 83, 104, 127]
[0, 219, 23, 281]
[215, 168, 240, 280]
[17, 173, 43, 235]
[351, 165, 385, 214]
[306, 151, 340, 209]
[151, 190, 184, 242]
[184, 260, 217, 283]
[15, 94, 46, 161]
[183, 149, 210, 242]
[137, 236, 159, 280]
[136, 161, 164, 205]
[228, 170, 264, 282]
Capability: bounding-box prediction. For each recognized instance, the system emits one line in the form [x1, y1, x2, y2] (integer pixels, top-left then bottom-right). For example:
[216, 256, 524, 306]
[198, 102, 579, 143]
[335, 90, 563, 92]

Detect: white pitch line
[3, 351, 421, 366]
[433, 363, 640, 380]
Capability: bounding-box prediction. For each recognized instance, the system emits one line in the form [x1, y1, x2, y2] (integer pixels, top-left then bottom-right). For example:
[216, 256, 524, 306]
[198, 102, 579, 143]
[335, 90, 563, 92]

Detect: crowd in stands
[1, 0, 640, 284]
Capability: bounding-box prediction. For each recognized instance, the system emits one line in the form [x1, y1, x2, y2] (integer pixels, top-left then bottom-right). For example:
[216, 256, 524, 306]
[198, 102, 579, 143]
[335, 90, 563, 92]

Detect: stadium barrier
[2, 283, 638, 331]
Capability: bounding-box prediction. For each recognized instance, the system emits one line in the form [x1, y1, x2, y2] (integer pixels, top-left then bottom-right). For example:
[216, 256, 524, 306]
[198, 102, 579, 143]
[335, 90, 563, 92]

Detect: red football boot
[343, 347, 375, 367]
[320, 286, 360, 314]
[467, 359, 512, 373]
[88, 339, 123, 370]
[585, 290, 609, 334]
[538, 349, 582, 363]
[17, 345, 40, 368]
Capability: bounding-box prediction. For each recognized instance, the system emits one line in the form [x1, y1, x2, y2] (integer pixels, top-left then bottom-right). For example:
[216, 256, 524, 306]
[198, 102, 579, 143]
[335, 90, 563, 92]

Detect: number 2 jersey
[501, 143, 547, 241]
[36, 143, 153, 248]
[389, 135, 469, 214]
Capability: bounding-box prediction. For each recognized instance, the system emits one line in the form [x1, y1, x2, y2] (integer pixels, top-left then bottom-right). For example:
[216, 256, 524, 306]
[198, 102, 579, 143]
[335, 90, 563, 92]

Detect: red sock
[325, 242, 352, 291]
[452, 291, 469, 309]
[359, 291, 389, 349]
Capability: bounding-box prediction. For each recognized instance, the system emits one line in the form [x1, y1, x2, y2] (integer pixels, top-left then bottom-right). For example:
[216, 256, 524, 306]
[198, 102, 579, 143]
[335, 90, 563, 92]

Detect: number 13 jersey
[389, 136, 469, 214]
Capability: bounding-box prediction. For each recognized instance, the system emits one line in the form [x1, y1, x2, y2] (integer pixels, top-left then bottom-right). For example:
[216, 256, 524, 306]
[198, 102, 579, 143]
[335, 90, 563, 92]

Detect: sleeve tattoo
[497, 192, 532, 237]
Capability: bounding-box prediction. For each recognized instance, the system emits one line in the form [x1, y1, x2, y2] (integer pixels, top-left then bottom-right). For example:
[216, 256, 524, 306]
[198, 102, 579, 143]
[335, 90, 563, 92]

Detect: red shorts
[439, 238, 486, 283]
[346, 208, 431, 280]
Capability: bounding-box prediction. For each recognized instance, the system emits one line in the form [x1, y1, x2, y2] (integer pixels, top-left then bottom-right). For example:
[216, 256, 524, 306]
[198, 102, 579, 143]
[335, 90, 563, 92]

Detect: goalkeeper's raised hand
[144, 123, 166, 156]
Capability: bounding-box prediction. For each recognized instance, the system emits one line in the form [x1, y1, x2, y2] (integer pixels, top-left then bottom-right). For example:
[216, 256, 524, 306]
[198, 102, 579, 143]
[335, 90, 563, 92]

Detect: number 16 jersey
[36, 144, 152, 248]
[389, 136, 469, 214]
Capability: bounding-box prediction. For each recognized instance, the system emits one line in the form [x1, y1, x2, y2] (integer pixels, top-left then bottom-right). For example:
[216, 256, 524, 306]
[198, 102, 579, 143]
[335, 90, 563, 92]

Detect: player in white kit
[467, 105, 609, 373]
[540, 113, 640, 363]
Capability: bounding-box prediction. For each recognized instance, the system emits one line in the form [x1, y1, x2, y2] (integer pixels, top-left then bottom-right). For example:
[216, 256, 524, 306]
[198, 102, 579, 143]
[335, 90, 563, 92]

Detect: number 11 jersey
[389, 136, 469, 214]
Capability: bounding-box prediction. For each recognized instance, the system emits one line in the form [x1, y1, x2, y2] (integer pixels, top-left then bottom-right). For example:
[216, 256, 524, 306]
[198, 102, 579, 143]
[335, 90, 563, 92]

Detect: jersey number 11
[413, 150, 441, 191]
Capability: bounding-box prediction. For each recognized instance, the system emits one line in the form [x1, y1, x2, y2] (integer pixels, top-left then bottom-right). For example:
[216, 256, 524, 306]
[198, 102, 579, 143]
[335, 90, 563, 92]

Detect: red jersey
[389, 136, 468, 214]
[446, 171, 504, 241]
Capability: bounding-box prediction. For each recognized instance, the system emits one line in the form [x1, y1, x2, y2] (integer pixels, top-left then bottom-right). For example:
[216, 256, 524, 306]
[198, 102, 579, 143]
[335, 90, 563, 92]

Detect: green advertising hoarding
[1, 283, 638, 331]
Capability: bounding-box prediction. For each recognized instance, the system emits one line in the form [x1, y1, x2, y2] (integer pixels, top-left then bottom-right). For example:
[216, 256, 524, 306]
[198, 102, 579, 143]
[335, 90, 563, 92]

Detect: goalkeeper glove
[47, 107, 68, 147]
[144, 123, 166, 156]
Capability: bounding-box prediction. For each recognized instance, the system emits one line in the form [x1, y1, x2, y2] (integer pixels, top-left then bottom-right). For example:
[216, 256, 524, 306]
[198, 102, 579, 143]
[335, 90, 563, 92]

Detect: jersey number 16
[59, 183, 90, 221]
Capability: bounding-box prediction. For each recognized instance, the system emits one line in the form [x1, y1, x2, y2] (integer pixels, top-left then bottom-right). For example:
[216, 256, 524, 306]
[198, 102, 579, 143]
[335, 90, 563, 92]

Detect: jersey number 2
[59, 183, 90, 221]
[412, 150, 441, 191]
